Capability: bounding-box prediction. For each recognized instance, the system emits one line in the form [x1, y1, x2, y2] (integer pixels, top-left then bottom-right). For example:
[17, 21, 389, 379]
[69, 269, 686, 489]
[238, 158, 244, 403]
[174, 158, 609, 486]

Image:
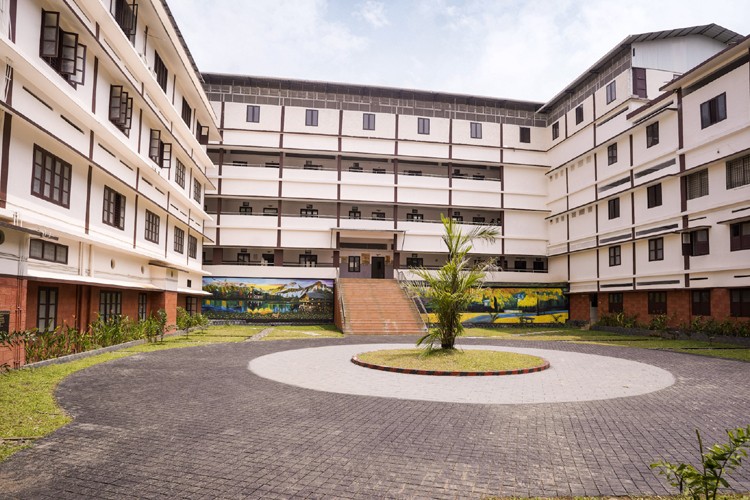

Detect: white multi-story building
[0, 0, 218, 366]
[201, 24, 750, 328]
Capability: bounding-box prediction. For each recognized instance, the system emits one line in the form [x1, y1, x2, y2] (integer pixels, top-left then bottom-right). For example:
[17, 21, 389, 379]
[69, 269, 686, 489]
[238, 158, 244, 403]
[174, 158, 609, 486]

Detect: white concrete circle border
[248, 343, 676, 405]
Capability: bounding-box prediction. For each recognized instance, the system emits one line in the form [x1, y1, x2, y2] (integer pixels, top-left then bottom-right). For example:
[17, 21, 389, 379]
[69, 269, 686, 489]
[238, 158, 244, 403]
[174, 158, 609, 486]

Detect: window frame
[608, 292, 623, 313]
[174, 226, 185, 254]
[144, 209, 160, 244]
[685, 169, 709, 200]
[730, 288, 750, 317]
[31, 145, 71, 208]
[605, 81, 616, 104]
[108, 85, 133, 135]
[575, 105, 584, 125]
[519, 127, 531, 143]
[363, 113, 375, 131]
[153, 51, 167, 92]
[470, 122, 482, 139]
[138, 292, 147, 321]
[726, 154, 750, 189]
[246, 105, 260, 123]
[551, 121, 559, 140]
[608, 245, 621, 267]
[102, 186, 126, 230]
[682, 229, 710, 257]
[299, 254, 318, 267]
[417, 117, 430, 135]
[99, 291, 122, 321]
[305, 109, 318, 127]
[175, 159, 186, 189]
[348, 256, 361, 272]
[29, 239, 68, 264]
[608, 198, 620, 220]
[647, 183, 662, 208]
[607, 143, 617, 165]
[648, 291, 667, 315]
[188, 235, 197, 259]
[648, 237, 664, 261]
[193, 178, 201, 203]
[730, 221, 750, 252]
[181, 98, 192, 127]
[646, 121, 659, 148]
[37, 287, 58, 332]
[691, 290, 711, 317]
[700, 92, 727, 129]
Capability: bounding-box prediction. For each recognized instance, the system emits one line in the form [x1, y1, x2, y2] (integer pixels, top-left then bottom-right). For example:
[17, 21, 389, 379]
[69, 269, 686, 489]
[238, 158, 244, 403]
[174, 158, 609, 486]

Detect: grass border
[351, 354, 550, 376]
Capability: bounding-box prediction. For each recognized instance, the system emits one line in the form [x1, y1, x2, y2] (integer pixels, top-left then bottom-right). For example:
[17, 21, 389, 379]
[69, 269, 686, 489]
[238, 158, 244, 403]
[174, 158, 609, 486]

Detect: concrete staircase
[336, 278, 427, 335]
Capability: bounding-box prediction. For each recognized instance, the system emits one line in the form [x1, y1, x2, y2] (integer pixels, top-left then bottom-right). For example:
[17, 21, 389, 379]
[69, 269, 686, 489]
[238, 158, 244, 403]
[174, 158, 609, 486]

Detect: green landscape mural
[202, 278, 334, 322]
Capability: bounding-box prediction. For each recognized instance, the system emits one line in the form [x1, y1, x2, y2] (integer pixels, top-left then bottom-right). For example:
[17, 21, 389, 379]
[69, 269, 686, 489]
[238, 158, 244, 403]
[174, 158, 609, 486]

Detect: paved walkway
[1, 336, 749, 499]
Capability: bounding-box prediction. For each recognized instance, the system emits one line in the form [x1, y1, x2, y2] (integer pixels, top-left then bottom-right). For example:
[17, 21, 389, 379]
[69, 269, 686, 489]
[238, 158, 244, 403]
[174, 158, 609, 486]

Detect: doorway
[371, 257, 385, 279]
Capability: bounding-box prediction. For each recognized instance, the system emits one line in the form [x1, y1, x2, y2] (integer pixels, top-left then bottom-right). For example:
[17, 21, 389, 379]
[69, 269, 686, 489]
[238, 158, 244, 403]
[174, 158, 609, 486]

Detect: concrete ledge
[350, 354, 550, 376]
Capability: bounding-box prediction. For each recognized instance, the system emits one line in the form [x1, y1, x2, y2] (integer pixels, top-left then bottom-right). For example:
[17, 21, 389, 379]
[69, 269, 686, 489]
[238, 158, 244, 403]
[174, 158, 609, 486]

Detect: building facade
[0, 0, 218, 366]
[201, 25, 750, 328]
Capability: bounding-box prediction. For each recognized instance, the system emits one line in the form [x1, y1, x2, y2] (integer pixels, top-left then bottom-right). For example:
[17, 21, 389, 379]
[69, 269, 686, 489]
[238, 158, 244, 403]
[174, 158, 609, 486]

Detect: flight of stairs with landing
[336, 279, 427, 335]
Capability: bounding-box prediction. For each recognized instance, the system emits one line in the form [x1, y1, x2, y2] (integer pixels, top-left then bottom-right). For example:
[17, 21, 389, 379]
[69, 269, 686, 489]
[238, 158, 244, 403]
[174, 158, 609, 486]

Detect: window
[144, 210, 159, 243]
[263, 207, 278, 216]
[404, 170, 422, 176]
[239, 205, 252, 215]
[305, 109, 318, 127]
[730, 221, 750, 251]
[300, 208, 318, 217]
[148, 129, 171, 168]
[519, 127, 531, 143]
[406, 212, 424, 222]
[103, 186, 126, 229]
[452, 214, 463, 222]
[246, 105, 260, 123]
[552, 121, 559, 140]
[372, 168, 386, 174]
[138, 292, 147, 321]
[648, 292, 667, 315]
[349, 163, 363, 172]
[153, 51, 167, 92]
[32, 145, 71, 208]
[185, 297, 198, 315]
[608, 198, 620, 219]
[174, 226, 184, 254]
[108, 85, 133, 135]
[608, 246, 621, 266]
[608, 293, 623, 313]
[371, 212, 385, 220]
[700, 93, 727, 129]
[193, 178, 201, 203]
[181, 98, 192, 126]
[348, 209, 361, 219]
[514, 260, 527, 270]
[401, 256, 421, 269]
[363, 113, 375, 130]
[607, 143, 617, 165]
[472, 216, 486, 224]
[111, 0, 138, 42]
[685, 169, 708, 200]
[606, 81, 616, 104]
[470, 122, 482, 139]
[196, 121, 209, 145]
[39, 11, 86, 87]
[647, 183, 662, 208]
[646, 122, 659, 148]
[575, 105, 584, 125]
[37, 288, 58, 332]
[692, 290, 711, 317]
[299, 254, 317, 267]
[726, 154, 750, 189]
[29, 239, 68, 264]
[648, 237, 664, 261]
[237, 253, 250, 263]
[99, 291, 122, 321]
[175, 159, 186, 188]
[418, 117, 430, 135]
[633, 68, 647, 98]
[348, 256, 360, 272]
[730, 288, 750, 317]
[682, 229, 709, 256]
[188, 235, 197, 259]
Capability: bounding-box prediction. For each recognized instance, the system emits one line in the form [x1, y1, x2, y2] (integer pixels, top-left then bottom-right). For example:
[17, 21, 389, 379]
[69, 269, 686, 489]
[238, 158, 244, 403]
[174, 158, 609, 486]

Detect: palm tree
[411, 215, 498, 350]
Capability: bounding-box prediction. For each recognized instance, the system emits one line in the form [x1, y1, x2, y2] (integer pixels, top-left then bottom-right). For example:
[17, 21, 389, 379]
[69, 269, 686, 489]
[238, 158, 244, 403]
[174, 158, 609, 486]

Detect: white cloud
[356, 1, 389, 28]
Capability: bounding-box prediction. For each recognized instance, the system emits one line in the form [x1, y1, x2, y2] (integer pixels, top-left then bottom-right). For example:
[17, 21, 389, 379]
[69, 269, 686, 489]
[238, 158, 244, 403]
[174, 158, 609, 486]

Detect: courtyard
[0, 329, 749, 498]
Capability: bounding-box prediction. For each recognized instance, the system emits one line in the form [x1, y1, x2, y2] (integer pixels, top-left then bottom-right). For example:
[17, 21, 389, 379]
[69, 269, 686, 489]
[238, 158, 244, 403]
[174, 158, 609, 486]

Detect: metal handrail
[397, 270, 429, 333]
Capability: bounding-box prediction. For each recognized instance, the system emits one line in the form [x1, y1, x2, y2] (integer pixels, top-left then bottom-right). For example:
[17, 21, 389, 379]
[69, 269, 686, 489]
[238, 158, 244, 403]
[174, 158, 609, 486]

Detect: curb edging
[351, 355, 551, 376]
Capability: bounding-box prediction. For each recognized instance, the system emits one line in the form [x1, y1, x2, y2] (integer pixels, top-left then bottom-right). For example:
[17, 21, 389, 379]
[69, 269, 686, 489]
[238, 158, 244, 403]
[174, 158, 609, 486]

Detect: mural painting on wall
[202, 278, 334, 322]
[419, 287, 569, 324]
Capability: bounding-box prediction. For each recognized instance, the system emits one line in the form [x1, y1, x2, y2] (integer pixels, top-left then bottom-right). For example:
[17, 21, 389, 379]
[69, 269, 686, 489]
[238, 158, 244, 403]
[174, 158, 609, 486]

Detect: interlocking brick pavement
[0, 337, 749, 499]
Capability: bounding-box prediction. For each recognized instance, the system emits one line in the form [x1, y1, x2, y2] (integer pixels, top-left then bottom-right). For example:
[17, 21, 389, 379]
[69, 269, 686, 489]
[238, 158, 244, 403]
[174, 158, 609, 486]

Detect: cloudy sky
[169, 0, 750, 103]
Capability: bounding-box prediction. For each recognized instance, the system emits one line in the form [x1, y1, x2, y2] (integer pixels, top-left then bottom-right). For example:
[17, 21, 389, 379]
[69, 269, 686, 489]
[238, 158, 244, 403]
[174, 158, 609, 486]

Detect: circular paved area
[250, 344, 675, 404]
[1, 336, 749, 499]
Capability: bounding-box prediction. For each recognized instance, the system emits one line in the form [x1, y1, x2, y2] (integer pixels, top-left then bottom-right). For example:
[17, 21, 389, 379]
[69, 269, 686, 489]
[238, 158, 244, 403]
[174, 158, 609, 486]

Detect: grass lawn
[261, 324, 342, 341]
[0, 325, 266, 462]
[463, 327, 652, 342]
[487, 496, 750, 500]
[356, 348, 545, 372]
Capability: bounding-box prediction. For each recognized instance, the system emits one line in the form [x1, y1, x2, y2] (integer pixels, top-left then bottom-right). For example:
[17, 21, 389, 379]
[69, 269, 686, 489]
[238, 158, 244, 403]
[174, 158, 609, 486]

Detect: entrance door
[589, 293, 599, 323]
[371, 257, 385, 279]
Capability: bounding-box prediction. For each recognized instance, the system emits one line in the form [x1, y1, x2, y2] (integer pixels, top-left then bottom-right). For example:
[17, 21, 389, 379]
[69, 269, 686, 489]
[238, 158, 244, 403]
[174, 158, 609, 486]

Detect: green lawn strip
[486, 495, 750, 500]
[0, 325, 259, 462]
[588, 339, 740, 349]
[262, 324, 343, 341]
[0, 351, 133, 461]
[356, 348, 545, 372]
[463, 328, 651, 342]
[670, 348, 750, 362]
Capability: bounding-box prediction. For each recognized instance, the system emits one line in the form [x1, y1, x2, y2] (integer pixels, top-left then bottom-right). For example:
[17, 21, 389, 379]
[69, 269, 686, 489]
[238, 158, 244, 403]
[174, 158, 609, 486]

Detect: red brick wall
[154, 291, 177, 327]
[0, 277, 26, 368]
[333, 285, 343, 331]
[569, 294, 590, 322]
[712, 288, 731, 319]
[667, 290, 690, 327]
